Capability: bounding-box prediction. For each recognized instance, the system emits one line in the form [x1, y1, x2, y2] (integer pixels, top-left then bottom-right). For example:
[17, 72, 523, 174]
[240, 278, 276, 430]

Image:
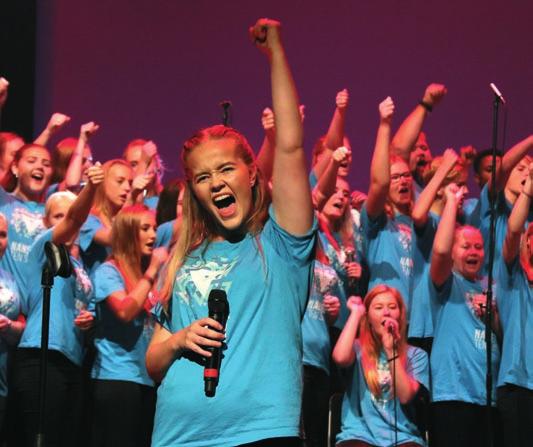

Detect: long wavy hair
[359, 284, 408, 398]
[159, 125, 270, 303]
[91, 159, 132, 228]
[110, 205, 153, 292]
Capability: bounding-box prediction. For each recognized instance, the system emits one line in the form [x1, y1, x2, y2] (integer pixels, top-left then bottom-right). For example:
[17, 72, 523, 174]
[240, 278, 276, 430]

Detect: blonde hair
[359, 285, 408, 397]
[110, 204, 153, 291]
[45, 191, 77, 217]
[423, 155, 468, 188]
[91, 159, 132, 228]
[159, 125, 270, 303]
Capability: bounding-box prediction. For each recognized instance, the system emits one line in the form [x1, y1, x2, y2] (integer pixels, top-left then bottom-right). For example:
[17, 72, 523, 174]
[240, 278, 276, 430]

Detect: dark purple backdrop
[34, 1, 532, 193]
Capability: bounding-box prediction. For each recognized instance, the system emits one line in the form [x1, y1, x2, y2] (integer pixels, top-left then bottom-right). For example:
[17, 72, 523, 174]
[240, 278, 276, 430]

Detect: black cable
[392, 341, 398, 447]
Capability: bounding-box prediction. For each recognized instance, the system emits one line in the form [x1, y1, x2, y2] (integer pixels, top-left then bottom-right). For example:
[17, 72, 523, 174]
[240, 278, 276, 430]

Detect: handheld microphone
[489, 83, 506, 104]
[344, 248, 360, 296]
[204, 289, 229, 397]
[381, 320, 395, 336]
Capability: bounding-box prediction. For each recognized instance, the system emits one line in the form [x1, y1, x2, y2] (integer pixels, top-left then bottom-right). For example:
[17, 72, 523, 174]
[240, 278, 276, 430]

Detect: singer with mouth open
[146, 18, 315, 447]
[332, 285, 429, 447]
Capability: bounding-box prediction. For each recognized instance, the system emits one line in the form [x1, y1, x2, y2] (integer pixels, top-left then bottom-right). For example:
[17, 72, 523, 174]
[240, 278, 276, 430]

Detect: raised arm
[251, 19, 313, 235]
[255, 107, 276, 182]
[62, 121, 99, 191]
[365, 97, 395, 219]
[105, 247, 167, 323]
[503, 162, 533, 264]
[34, 112, 71, 146]
[332, 296, 365, 367]
[430, 184, 463, 287]
[313, 89, 349, 180]
[494, 135, 533, 192]
[411, 148, 458, 228]
[391, 83, 447, 162]
[313, 146, 350, 210]
[51, 163, 104, 245]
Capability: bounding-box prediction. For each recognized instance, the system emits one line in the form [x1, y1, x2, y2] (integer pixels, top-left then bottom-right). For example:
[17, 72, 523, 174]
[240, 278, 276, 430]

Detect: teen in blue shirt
[146, 19, 315, 447]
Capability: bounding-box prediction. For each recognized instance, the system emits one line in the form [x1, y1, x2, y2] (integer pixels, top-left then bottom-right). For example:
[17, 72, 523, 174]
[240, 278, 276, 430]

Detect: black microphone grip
[204, 289, 229, 397]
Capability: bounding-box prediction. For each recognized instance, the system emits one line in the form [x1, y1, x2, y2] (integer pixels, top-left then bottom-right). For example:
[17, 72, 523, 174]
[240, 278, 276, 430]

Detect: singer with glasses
[146, 18, 315, 447]
[332, 286, 429, 447]
[89, 204, 168, 447]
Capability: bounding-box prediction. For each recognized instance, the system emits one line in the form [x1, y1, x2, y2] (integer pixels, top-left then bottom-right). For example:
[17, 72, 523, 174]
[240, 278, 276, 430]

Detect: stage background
[33, 0, 532, 192]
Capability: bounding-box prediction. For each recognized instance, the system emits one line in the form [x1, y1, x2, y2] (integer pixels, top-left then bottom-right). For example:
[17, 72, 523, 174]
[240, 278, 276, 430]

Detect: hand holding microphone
[381, 318, 400, 353]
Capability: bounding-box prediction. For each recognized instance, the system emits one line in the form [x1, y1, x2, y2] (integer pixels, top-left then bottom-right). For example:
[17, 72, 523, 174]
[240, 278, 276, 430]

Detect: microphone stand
[35, 243, 72, 447]
[220, 100, 232, 127]
[484, 90, 503, 447]
[392, 339, 398, 447]
[35, 261, 54, 447]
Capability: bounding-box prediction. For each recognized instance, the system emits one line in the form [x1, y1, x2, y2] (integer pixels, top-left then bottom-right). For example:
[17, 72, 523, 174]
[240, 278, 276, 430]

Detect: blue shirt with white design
[0, 187, 46, 286]
[429, 272, 500, 404]
[151, 209, 316, 447]
[337, 343, 428, 446]
[360, 206, 413, 313]
[19, 228, 93, 366]
[0, 268, 21, 396]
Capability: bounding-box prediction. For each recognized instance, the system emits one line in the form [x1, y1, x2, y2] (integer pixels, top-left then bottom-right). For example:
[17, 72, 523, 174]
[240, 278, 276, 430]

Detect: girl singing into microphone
[333, 286, 429, 447]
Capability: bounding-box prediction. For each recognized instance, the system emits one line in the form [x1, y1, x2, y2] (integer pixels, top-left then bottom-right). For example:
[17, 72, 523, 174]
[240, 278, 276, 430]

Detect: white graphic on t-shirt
[176, 257, 237, 307]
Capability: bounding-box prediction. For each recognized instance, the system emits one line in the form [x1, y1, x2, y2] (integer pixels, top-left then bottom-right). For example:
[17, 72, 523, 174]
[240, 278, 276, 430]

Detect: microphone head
[208, 289, 229, 315]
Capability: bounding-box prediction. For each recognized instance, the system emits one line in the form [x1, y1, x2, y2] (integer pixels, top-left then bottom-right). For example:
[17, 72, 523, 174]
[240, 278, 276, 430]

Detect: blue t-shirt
[0, 187, 46, 285]
[151, 210, 316, 447]
[479, 185, 533, 273]
[408, 213, 439, 339]
[302, 259, 342, 374]
[317, 231, 354, 329]
[496, 258, 533, 390]
[360, 206, 413, 313]
[18, 229, 93, 366]
[0, 269, 21, 397]
[91, 262, 154, 386]
[429, 272, 500, 404]
[143, 195, 159, 211]
[336, 343, 428, 446]
[155, 220, 174, 248]
[79, 214, 111, 278]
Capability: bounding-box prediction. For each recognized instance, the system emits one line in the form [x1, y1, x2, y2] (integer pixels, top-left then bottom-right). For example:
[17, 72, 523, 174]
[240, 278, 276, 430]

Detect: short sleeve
[260, 205, 317, 267]
[407, 346, 430, 391]
[93, 262, 125, 303]
[79, 214, 103, 251]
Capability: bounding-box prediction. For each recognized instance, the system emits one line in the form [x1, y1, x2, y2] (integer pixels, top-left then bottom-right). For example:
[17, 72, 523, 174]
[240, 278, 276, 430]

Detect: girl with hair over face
[79, 159, 133, 277]
[428, 183, 501, 447]
[332, 285, 429, 447]
[0, 144, 53, 285]
[146, 19, 315, 447]
[11, 164, 104, 447]
[90, 204, 167, 447]
[496, 162, 533, 447]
